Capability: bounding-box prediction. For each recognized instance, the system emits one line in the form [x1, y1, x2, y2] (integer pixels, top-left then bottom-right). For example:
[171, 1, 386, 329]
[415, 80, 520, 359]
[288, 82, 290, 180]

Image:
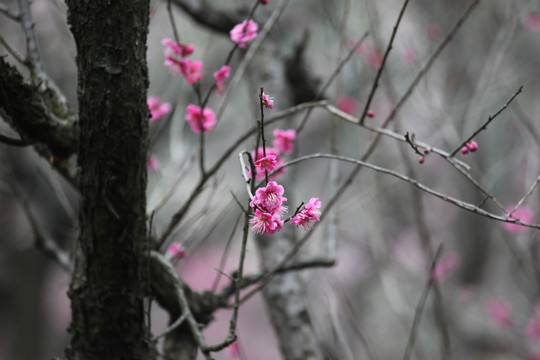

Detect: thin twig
[216, 0, 290, 121]
[148, 148, 198, 215]
[167, 0, 181, 44]
[152, 313, 188, 341]
[296, 32, 370, 133]
[449, 85, 523, 157]
[402, 246, 444, 360]
[258, 87, 269, 184]
[383, 0, 480, 127]
[404, 132, 424, 157]
[359, 0, 411, 125]
[506, 174, 540, 218]
[8, 171, 72, 272]
[211, 213, 242, 292]
[175, 286, 213, 360]
[0, 133, 34, 147]
[273, 153, 540, 228]
[324, 104, 470, 169]
[0, 36, 25, 64]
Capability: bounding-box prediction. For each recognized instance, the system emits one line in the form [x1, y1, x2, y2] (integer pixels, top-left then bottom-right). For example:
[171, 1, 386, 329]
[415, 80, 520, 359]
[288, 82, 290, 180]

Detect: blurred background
[1, 0, 540, 359]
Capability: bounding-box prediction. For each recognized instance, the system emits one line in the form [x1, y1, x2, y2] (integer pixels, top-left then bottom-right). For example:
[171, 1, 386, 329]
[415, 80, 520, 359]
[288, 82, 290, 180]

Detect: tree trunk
[65, 1, 152, 359]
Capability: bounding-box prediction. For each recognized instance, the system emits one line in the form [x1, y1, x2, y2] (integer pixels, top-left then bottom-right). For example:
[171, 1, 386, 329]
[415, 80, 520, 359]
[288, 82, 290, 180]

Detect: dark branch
[0, 58, 78, 158]
[171, 0, 247, 34]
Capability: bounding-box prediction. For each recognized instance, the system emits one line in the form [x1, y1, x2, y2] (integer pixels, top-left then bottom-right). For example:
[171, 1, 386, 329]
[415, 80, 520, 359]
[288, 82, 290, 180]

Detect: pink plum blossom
[161, 38, 194, 57]
[261, 92, 274, 109]
[148, 155, 160, 171]
[213, 65, 231, 95]
[431, 251, 460, 283]
[226, 341, 240, 357]
[503, 205, 534, 234]
[166, 242, 186, 261]
[250, 209, 283, 235]
[251, 147, 284, 181]
[180, 59, 203, 84]
[290, 198, 322, 230]
[337, 97, 357, 115]
[255, 154, 278, 173]
[161, 38, 201, 84]
[185, 104, 216, 134]
[250, 181, 287, 215]
[273, 129, 296, 154]
[230, 20, 258, 48]
[147, 96, 171, 122]
[525, 12, 540, 30]
[485, 298, 513, 329]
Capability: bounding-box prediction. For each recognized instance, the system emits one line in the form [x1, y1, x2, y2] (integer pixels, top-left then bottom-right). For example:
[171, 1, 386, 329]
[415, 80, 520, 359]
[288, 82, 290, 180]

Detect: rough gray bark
[64, 1, 153, 359]
[256, 227, 324, 360]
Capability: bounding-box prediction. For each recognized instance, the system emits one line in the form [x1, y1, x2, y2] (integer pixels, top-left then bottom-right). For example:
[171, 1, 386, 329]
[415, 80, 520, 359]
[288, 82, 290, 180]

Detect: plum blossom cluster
[162, 38, 202, 84]
[147, 96, 171, 122]
[250, 181, 286, 235]
[460, 140, 478, 155]
[290, 197, 321, 230]
[251, 128, 296, 181]
[185, 104, 216, 134]
[249, 181, 321, 235]
[230, 20, 258, 48]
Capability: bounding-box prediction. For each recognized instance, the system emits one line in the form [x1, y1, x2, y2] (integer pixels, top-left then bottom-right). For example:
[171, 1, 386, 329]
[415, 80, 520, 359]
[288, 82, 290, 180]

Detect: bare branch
[506, 174, 540, 218]
[0, 36, 25, 64]
[359, 0, 411, 125]
[0, 132, 35, 147]
[384, 0, 480, 126]
[449, 85, 523, 157]
[402, 246, 444, 360]
[8, 171, 72, 272]
[0, 3, 21, 21]
[171, 0, 247, 34]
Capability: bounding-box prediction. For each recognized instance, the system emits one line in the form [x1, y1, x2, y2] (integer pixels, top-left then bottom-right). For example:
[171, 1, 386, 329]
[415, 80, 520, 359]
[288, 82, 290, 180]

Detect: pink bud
[166, 242, 186, 261]
[423, 148, 430, 154]
[418, 156, 425, 164]
[461, 146, 469, 155]
[467, 141, 478, 152]
[366, 110, 376, 118]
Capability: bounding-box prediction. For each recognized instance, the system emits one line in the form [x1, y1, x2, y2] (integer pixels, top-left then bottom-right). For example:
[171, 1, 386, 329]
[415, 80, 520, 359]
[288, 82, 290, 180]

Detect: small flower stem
[167, 0, 181, 44]
[449, 85, 523, 157]
[259, 87, 269, 185]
